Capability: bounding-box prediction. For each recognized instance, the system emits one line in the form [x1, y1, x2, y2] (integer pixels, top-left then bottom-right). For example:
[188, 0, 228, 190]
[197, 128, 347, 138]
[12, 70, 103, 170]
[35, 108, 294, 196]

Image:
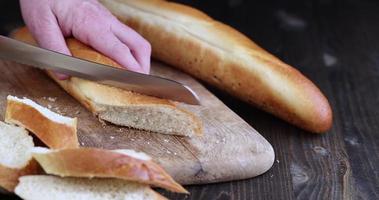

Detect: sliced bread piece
[12, 27, 202, 137]
[32, 147, 187, 193]
[49, 75, 202, 137]
[5, 95, 79, 149]
[15, 175, 167, 200]
[0, 122, 40, 192]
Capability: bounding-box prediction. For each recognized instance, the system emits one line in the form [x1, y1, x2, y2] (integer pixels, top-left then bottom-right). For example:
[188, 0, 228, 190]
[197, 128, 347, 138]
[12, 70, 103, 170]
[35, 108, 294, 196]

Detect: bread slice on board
[99, 0, 333, 133]
[11, 27, 202, 137]
[15, 175, 167, 200]
[0, 122, 40, 192]
[5, 95, 79, 149]
[31, 147, 187, 193]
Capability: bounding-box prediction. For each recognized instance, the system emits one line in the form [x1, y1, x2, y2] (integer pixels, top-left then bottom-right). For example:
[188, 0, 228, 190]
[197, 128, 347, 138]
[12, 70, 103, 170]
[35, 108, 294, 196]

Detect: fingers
[21, 0, 151, 75]
[71, 11, 148, 74]
[83, 31, 145, 73]
[111, 20, 151, 74]
[20, 1, 70, 55]
[20, 0, 71, 80]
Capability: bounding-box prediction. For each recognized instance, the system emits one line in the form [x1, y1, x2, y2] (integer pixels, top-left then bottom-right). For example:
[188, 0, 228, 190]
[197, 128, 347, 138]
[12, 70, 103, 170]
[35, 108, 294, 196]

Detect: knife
[0, 35, 200, 105]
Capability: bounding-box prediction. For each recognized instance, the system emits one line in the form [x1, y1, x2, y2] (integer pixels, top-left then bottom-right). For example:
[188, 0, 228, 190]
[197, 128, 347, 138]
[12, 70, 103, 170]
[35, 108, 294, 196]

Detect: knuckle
[111, 42, 130, 55]
[139, 39, 152, 53]
[72, 1, 111, 32]
[144, 40, 152, 53]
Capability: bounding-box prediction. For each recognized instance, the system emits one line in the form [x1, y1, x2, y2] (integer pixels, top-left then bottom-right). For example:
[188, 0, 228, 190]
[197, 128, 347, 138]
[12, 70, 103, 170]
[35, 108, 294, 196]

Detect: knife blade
[0, 35, 200, 105]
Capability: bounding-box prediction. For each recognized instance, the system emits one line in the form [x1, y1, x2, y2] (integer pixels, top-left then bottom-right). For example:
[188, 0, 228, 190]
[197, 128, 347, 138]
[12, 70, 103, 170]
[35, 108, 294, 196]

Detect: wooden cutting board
[0, 59, 274, 185]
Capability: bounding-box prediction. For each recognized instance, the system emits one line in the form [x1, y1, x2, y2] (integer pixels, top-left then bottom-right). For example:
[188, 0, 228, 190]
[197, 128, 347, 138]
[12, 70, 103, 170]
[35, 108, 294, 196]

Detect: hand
[20, 0, 151, 79]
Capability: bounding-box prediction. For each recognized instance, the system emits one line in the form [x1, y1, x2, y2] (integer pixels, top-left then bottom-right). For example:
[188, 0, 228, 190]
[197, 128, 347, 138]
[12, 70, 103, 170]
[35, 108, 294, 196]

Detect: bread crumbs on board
[48, 97, 57, 102]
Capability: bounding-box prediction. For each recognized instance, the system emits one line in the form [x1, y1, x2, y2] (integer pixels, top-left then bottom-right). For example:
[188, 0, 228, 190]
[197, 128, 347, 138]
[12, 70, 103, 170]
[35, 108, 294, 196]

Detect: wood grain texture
[1, 0, 379, 200]
[0, 59, 274, 185]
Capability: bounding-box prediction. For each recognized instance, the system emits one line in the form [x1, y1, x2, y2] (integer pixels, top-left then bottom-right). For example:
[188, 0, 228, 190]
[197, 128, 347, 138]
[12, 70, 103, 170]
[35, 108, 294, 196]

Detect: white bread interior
[62, 77, 203, 137]
[15, 175, 167, 200]
[0, 122, 33, 168]
[0, 121, 40, 192]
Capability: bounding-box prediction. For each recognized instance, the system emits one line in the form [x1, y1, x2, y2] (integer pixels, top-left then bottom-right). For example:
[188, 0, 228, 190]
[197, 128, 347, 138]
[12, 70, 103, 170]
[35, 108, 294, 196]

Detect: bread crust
[15, 175, 169, 200]
[33, 148, 188, 193]
[99, 0, 333, 133]
[5, 98, 79, 149]
[12, 27, 202, 136]
[0, 160, 41, 192]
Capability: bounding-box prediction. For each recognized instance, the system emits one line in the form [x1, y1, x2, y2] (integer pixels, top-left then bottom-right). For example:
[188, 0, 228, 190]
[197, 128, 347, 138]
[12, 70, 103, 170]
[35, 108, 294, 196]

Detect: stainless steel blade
[0, 35, 200, 105]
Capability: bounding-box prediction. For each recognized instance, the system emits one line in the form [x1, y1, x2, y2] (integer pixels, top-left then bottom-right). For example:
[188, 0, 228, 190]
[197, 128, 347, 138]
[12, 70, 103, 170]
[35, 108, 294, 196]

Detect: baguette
[12, 27, 202, 137]
[31, 147, 187, 193]
[0, 122, 40, 192]
[15, 175, 167, 200]
[99, 0, 333, 133]
[5, 95, 79, 149]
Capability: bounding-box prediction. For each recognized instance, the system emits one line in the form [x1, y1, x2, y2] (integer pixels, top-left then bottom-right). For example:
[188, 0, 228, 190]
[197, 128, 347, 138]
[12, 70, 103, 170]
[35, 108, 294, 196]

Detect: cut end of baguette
[0, 121, 33, 168]
[0, 122, 40, 192]
[32, 147, 188, 193]
[62, 66, 202, 137]
[5, 95, 79, 149]
[98, 103, 202, 137]
[15, 175, 166, 200]
[64, 53, 203, 137]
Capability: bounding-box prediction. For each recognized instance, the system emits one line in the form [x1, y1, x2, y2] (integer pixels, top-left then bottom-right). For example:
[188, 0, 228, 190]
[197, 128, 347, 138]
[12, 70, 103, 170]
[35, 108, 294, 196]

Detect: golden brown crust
[5, 99, 79, 149]
[99, 0, 332, 133]
[0, 160, 41, 192]
[12, 27, 203, 136]
[33, 148, 188, 193]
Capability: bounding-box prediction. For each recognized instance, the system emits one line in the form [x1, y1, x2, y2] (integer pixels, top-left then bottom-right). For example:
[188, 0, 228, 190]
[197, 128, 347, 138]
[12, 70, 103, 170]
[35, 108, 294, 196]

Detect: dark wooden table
[1, 0, 379, 199]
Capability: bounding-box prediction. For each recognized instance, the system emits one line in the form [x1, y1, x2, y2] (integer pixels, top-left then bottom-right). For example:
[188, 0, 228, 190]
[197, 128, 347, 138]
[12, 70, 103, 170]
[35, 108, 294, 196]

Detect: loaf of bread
[5, 95, 79, 149]
[32, 147, 187, 193]
[0, 121, 41, 192]
[99, 0, 333, 133]
[15, 175, 167, 200]
[12, 27, 202, 137]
